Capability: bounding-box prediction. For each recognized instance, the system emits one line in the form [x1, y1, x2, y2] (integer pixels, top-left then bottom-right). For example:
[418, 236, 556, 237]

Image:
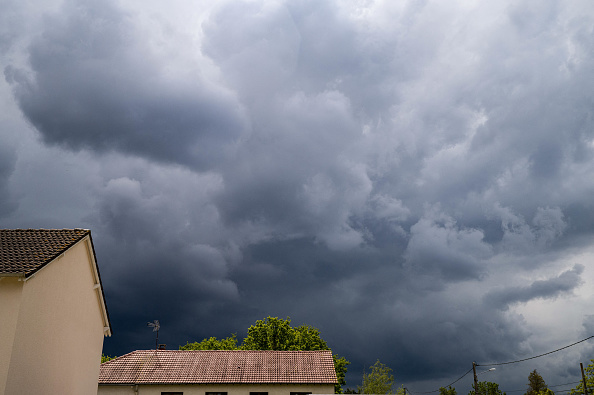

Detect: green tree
[468, 381, 506, 395]
[570, 359, 594, 395]
[180, 334, 239, 350]
[359, 360, 395, 394]
[180, 316, 350, 394]
[333, 354, 351, 394]
[241, 317, 303, 350]
[440, 386, 457, 395]
[525, 370, 550, 395]
[101, 354, 115, 363]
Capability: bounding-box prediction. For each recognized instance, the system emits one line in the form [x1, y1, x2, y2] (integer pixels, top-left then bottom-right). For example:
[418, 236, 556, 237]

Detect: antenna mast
[147, 320, 160, 350]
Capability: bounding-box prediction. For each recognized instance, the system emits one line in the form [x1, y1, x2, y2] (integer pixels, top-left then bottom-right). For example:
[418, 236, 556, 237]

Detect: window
[290, 392, 312, 395]
[161, 393, 183, 395]
[251, 392, 268, 395]
[206, 392, 228, 395]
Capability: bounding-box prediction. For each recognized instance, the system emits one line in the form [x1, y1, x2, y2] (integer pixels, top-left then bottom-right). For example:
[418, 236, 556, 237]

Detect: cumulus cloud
[485, 264, 585, 310]
[0, 142, 17, 217]
[404, 206, 493, 282]
[5, 0, 247, 170]
[3, 0, 594, 391]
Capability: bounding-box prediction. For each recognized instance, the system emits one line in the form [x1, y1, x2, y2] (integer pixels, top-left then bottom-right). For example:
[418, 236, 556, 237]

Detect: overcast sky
[2, 0, 594, 392]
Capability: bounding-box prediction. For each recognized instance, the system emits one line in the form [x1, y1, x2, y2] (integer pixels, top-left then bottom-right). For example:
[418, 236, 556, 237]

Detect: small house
[0, 229, 111, 394]
[98, 349, 337, 395]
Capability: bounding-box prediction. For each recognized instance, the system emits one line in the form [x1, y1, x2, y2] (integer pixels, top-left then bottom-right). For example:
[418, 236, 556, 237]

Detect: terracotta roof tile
[0, 229, 90, 277]
[99, 350, 338, 385]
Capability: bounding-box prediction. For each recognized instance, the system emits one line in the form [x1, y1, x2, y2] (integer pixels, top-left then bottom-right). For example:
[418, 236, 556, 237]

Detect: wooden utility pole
[473, 362, 479, 395]
[581, 362, 589, 395]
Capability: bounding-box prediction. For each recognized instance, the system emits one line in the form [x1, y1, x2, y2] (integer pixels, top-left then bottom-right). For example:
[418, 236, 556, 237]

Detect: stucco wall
[98, 383, 335, 395]
[0, 277, 24, 394]
[4, 237, 106, 395]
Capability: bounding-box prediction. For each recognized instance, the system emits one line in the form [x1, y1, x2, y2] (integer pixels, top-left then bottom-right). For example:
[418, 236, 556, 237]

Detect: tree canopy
[359, 360, 395, 394]
[468, 381, 506, 395]
[525, 370, 551, 395]
[440, 386, 457, 395]
[180, 316, 350, 394]
[180, 334, 239, 350]
[101, 354, 115, 363]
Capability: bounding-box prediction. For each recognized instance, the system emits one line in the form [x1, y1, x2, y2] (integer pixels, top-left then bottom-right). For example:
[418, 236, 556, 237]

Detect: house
[98, 349, 338, 395]
[0, 229, 111, 395]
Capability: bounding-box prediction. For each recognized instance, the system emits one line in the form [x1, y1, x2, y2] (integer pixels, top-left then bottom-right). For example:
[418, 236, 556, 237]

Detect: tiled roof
[99, 350, 338, 385]
[0, 229, 90, 277]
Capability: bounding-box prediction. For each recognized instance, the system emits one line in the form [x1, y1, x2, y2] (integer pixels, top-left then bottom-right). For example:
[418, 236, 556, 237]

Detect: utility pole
[581, 362, 589, 395]
[473, 362, 479, 395]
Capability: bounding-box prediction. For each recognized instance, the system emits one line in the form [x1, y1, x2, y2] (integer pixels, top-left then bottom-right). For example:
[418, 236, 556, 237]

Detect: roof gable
[0, 229, 90, 277]
[0, 228, 112, 336]
[99, 350, 338, 385]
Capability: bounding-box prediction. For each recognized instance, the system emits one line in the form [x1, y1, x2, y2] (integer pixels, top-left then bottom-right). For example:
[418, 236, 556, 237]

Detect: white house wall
[0, 277, 24, 394]
[4, 237, 106, 395]
[98, 383, 336, 395]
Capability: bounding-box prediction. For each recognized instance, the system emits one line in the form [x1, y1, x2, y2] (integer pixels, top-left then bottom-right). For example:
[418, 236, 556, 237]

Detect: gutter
[0, 272, 26, 282]
[0, 272, 26, 277]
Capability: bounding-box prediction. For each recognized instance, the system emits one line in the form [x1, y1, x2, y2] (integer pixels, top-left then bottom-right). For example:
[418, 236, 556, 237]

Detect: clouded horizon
[1, 0, 594, 392]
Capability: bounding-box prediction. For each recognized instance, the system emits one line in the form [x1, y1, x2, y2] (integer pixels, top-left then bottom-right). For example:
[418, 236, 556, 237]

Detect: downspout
[134, 384, 138, 395]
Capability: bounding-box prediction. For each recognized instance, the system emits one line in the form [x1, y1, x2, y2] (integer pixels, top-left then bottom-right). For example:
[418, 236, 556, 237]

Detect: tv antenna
[147, 320, 160, 350]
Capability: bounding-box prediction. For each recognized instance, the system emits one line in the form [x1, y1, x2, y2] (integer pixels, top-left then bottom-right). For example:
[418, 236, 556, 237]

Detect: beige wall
[0, 277, 24, 393]
[2, 237, 107, 395]
[98, 383, 336, 395]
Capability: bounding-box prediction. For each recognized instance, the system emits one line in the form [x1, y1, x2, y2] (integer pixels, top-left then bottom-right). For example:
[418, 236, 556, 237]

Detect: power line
[407, 336, 593, 395]
[478, 336, 594, 367]
[408, 368, 474, 394]
[502, 381, 582, 393]
[549, 381, 583, 388]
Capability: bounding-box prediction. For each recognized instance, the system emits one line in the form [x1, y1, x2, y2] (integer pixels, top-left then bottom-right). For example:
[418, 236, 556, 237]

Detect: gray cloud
[2, 0, 594, 392]
[0, 142, 17, 217]
[485, 264, 585, 310]
[5, 0, 247, 170]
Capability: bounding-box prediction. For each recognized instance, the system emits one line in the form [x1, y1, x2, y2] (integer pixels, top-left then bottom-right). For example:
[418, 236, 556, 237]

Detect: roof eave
[0, 272, 26, 278]
[83, 232, 112, 337]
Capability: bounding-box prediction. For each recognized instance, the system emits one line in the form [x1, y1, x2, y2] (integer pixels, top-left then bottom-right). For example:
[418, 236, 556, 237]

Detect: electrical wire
[502, 381, 582, 393]
[406, 336, 593, 395]
[408, 368, 474, 394]
[478, 336, 594, 367]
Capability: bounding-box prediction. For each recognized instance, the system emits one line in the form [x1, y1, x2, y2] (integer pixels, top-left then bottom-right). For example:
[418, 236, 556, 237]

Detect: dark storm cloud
[404, 207, 493, 282]
[0, 142, 17, 217]
[3, 0, 594, 392]
[485, 264, 585, 310]
[5, 0, 247, 170]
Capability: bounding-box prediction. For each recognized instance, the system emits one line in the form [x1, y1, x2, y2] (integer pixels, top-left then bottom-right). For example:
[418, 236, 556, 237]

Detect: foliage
[570, 359, 594, 395]
[468, 381, 506, 395]
[241, 316, 329, 351]
[359, 360, 395, 394]
[525, 370, 550, 395]
[180, 334, 239, 350]
[180, 316, 350, 394]
[333, 354, 351, 393]
[440, 386, 457, 395]
[101, 354, 115, 363]
[396, 385, 407, 395]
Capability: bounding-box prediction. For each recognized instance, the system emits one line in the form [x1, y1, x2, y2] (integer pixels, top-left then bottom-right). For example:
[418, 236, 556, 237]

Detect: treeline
[345, 360, 594, 395]
[102, 317, 594, 395]
[180, 316, 350, 394]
